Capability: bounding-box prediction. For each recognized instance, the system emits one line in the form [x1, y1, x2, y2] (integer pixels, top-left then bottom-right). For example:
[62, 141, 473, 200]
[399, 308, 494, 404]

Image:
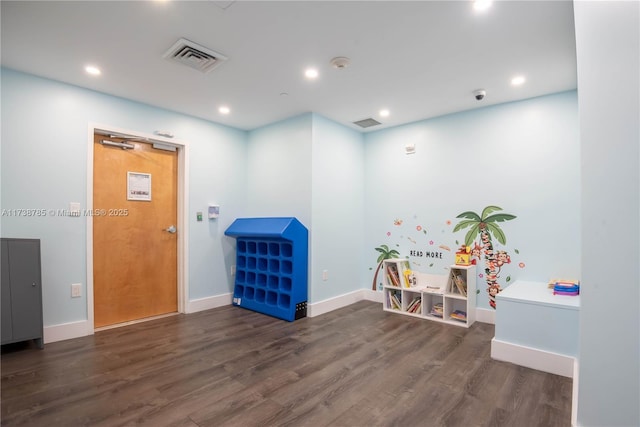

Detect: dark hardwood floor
[1, 301, 572, 427]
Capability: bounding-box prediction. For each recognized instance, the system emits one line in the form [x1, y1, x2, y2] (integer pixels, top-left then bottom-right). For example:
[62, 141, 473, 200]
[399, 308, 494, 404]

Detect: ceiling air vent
[353, 118, 382, 128]
[163, 38, 228, 74]
[211, 1, 236, 10]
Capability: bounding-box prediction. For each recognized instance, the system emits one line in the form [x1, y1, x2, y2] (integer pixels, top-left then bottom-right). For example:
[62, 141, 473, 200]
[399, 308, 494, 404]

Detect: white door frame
[86, 123, 189, 334]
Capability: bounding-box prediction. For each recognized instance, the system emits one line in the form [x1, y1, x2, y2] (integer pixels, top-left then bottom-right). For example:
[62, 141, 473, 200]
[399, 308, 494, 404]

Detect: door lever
[165, 225, 177, 234]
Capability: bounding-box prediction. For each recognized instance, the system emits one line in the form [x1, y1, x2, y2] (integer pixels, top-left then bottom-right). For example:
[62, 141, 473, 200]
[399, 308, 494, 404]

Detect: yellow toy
[455, 245, 472, 266]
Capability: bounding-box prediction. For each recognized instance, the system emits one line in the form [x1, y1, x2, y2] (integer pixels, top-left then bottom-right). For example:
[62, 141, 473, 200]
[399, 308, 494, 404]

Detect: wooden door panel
[93, 134, 177, 328]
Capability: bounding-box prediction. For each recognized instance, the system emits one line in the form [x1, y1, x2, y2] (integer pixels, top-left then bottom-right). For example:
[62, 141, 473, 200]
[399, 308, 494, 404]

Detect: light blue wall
[363, 91, 580, 309]
[574, 1, 640, 425]
[311, 114, 365, 302]
[245, 113, 366, 304]
[1, 69, 584, 328]
[246, 114, 312, 226]
[181, 118, 247, 301]
[1, 68, 247, 325]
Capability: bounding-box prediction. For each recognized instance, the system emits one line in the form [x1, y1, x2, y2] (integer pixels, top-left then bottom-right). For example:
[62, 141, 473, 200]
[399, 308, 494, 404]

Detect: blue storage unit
[225, 217, 308, 321]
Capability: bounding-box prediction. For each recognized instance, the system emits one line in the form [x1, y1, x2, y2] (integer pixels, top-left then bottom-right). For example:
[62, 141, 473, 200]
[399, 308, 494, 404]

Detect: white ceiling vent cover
[163, 38, 228, 74]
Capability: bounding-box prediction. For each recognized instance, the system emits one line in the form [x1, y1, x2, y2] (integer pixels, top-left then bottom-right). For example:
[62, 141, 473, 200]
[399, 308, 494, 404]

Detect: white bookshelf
[382, 259, 476, 328]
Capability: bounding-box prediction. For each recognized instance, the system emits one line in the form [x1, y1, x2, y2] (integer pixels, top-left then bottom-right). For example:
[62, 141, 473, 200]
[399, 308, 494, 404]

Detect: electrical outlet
[322, 270, 328, 281]
[231, 265, 236, 276]
[71, 283, 82, 298]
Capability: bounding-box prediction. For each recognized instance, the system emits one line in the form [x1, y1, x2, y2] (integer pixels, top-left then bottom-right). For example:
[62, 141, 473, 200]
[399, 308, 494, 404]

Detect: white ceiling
[0, 1, 577, 133]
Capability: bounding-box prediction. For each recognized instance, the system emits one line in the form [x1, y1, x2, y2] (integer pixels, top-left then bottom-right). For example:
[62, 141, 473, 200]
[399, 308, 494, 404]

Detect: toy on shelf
[403, 267, 416, 288]
[455, 245, 472, 266]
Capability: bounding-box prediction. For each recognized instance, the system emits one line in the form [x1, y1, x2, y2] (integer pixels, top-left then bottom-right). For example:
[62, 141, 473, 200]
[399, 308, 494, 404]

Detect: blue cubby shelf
[225, 217, 308, 321]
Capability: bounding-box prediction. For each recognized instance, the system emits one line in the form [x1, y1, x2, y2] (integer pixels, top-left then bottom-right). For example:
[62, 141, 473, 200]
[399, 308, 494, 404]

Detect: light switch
[71, 283, 82, 298]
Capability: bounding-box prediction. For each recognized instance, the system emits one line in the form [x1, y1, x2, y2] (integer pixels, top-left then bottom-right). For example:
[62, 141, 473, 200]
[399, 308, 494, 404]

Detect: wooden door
[93, 134, 177, 328]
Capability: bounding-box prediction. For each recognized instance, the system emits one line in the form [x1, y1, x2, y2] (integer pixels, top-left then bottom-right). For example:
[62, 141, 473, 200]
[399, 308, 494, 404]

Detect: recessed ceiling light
[305, 68, 319, 79]
[219, 106, 230, 114]
[473, 0, 493, 12]
[85, 65, 101, 76]
[511, 75, 526, 86]
[379, 109, 390, 117]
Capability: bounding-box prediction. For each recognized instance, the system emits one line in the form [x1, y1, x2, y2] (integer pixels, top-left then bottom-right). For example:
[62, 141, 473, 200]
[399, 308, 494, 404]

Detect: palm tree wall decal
[371, 244, 400, 290]
[453, 206, 516, 308]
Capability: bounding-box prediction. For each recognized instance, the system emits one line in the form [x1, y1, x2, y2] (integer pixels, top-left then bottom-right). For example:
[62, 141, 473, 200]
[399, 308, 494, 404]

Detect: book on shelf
[552, 280, 580, 296]
[410, 301, 422, 313]
[399, 260, 412, 288]
[548, 278, 580, 289]
[386, 263, 401, 287]
[449, 271, 467, 296]
[403, 268, 412, 288]
[553, 283, 579, 291]
[389, 291, 402, 310]
[553, 289, 580, 296]
[450, 310, 467, 322]
[406, 297, 421, 313]
[430, 302, 443, 318]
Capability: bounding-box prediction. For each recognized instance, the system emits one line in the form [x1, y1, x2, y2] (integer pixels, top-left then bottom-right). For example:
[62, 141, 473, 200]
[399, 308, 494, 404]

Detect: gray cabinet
[1, 238, 44, 348]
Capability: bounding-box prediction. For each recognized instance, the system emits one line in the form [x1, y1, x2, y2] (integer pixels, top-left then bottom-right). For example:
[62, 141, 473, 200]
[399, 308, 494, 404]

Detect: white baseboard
[44, 320, 92, 344]
[42, 290, 492, 344]
[491, 337, 575, 378]
[476, 307, 496, 324]
[308, 289, 368, 317]
[362, 288, 384, 303]
[185, 292, 233, 313]
[186, 289, 380, 318]
[42, 293, 233, 344]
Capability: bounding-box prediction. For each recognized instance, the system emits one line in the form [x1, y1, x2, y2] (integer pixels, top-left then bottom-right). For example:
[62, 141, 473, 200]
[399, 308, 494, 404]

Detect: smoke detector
[330, 57, 351, 69]
[163, 38, 228, 74]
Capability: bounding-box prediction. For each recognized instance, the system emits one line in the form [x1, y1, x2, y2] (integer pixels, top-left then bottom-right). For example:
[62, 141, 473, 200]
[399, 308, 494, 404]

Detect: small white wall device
[208, 205, 220, 219]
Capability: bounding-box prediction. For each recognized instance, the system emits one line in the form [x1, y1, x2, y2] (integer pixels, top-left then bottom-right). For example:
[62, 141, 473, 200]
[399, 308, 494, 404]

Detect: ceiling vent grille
[163, 38, 228, 74]
[211, 1, 236, 10]
[353, 118, 382, 128]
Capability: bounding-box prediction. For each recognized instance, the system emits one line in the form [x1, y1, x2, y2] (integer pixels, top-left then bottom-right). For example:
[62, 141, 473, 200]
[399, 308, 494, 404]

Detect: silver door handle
[165, 225, 177, 234]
